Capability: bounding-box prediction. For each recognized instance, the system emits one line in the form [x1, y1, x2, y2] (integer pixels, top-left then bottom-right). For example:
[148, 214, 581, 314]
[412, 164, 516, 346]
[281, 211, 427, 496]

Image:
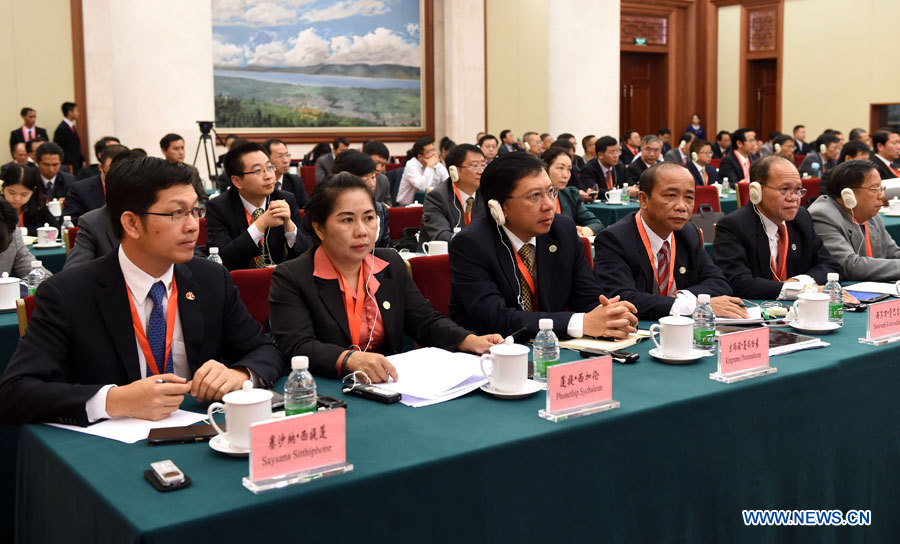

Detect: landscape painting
[212, 0, 424, 130]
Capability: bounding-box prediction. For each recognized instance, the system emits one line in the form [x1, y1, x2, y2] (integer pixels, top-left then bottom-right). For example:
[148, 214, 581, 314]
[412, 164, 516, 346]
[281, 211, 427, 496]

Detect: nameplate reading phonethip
[539, 356, 619, 422]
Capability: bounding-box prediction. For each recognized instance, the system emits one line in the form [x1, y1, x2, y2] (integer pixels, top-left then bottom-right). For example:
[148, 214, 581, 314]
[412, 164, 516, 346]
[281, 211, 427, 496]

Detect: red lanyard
[18, 213, 23, 227]
[889, 164, 900, 178]
[857, 221, 873, 257]
[514, 249, 537, 308]
[555, 197, 562, 214]
[126, 278, 178, 376]
[626, 144, 639, 156]
[635, 212, 676, 296]
[452, 183, 471, 226]
[244, 208, 264, 233]
[337, 264, 368, 348]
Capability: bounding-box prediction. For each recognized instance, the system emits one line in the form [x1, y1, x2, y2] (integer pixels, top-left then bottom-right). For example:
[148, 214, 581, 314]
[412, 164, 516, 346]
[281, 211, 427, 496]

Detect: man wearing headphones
[809, 160, 900, 281]
[594, 162, 744, 320]
[418, 144, 487, 251]
[713, 156, 840, 299]
[448, 153, 638, 338]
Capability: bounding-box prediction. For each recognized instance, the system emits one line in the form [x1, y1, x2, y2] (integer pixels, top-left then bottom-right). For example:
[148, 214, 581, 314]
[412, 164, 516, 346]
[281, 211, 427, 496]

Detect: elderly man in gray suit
[314, 137, 350, 183]
[809, 160, 900, 281]
[62, 205, 118, 269]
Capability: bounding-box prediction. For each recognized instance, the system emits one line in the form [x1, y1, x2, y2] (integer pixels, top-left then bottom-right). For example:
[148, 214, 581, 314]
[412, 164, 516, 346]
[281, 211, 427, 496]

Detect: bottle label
[693, 328, 715, 346]
[829, 302, 843, 320]
[285, 403, 316, 416]
[534, 358, 559, 379]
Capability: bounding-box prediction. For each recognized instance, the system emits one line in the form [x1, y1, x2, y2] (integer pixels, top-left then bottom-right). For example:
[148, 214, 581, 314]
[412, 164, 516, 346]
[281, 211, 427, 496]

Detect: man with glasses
[419, 144, 487, 250]
[579, 136, 626, 201]
[809, 160, 900, 281]
[594, 162, 742, 320]
[718, 128, 757, 187]
[449, 153, 638, 338]
[206, 142, 308, 270]
[713, 156, 840, 299]
[0, 156, 285, 425]
[263, 138, 309, 209]
[625, 135, 663, 185]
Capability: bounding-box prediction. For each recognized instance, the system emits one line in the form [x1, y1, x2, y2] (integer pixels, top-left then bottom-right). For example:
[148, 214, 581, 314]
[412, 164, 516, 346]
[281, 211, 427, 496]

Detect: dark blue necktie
[146, 281, 173, 376]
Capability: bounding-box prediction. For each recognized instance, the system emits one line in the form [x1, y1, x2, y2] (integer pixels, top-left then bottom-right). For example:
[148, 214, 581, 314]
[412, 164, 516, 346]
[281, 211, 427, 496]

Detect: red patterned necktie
[657, 241, 671, 295]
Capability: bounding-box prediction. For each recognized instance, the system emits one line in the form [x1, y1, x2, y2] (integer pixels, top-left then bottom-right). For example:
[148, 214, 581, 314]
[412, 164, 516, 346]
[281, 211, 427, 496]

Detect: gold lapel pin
[382, 301, 391, 310]
[679, 266, 686, 275]
[791, 243, 797, 250]
[549, 245, 557, 253]
[185, 292, 195, 301]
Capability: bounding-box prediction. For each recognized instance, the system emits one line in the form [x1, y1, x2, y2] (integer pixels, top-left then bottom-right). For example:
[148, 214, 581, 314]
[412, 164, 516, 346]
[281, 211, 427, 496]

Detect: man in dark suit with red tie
[717, 128, 757, 187]
[34, 142, 74, 201]
[685, 140, 721, 186]
[713, 156, 840, 299]
[52, 102, 84, 172]
[870, 130, 900, 180]
[620, 130, 641, 165]
[8, 107, 48, 154]
[578, 136, 626, 200]
[263, 138, 310, 209]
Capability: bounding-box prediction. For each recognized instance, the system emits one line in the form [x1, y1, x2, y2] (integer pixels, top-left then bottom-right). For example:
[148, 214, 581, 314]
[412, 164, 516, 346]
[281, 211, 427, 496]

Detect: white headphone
[841, 187, 857, 209]
[523, 141, 531, 152]
[774, 143, 782, 153]
[487, 198, 524, 308]
[679, 140, 687, 150]
[448, 165, 459, 183]
[749, 181, 763, 205]
[819, 143, 827, 154]
[691, 151, 698, 162]
[448, 167, 464, 230]
[488, 198, 505, 226]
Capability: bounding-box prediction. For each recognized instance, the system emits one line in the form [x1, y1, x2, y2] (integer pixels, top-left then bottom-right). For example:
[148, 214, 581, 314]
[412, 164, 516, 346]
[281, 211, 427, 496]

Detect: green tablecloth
[585, 194, 738, 226]
[29, 245, 66, 274]
[14, 310, 900, 542]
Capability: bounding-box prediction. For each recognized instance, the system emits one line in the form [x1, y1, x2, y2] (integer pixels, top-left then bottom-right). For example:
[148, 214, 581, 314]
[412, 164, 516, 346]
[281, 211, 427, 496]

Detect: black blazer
[579, 158, 626, 192]
[497, 143, 523, 155]
[9, 126, 48, 151]
[449, 214, 603, 338]
[279, 173, 310, 209]
[685, 161, 721, 186]
[419, 179, 486, 250]
[75, 164, 100, 180]
[625, 158, 654, 185]
[63, 205, 118, 269]
[716, 153, 747, 187]
[62, 175, 105, 225]
[0, 252, 285, 426]
[269, 248, 472, 378]
[205, 188, 309, 270]
[794, 139, 811, 155]
[872, 156, 899, 180]
[620, 145, 637, 166]
[39, 171, 74, 201]
[593, 212, 732, 320]
[52, 121, 84, 170]
[713, 205, 840, 299]
[711, 142, 728, 159]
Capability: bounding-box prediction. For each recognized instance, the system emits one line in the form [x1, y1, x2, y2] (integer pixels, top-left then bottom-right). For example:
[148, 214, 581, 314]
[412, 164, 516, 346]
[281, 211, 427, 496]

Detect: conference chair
[300, 166, 316, 196]
[693, 185, 722, 213]
[16, 295, 36, 337]
[581, 237, 593, 268]
[63, 227, 79, 254]
[737, 181, 750, 207]
[229, 268, 275, 331]
[801, 178, 820, 207]
[409, 254, 451, 315]
[387, 206, 424, 241]
[198, 217, 207, 247]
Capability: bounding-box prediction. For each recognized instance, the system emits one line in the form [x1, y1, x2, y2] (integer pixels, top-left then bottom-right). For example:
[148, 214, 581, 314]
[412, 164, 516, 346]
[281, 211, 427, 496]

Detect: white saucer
[604, 201, 627, 205]
[884, 212, 900, 217]
[33, 242, 62, 248]
[649, 347, 710, 364]
[480, 379, 543, 399]
[209, 434, 249, 457]
[788, 320, 840, 334]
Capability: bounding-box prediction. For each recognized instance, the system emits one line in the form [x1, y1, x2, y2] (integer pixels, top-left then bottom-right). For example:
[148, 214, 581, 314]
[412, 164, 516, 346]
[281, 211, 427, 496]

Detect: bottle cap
[291, 356, 309, 370]
[827, 272, 839, 282]
[31, 261, 42, 268]
[539, 318, 553, 330]
[63, 215, 71, 221]
[698, 294, 710, 303]
[209, 247, 219, 254]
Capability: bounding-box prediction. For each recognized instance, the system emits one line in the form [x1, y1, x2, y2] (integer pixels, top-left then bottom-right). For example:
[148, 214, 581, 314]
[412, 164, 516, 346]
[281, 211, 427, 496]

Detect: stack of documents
[379, 348, 488, 407]
[47, 409, 208, 444]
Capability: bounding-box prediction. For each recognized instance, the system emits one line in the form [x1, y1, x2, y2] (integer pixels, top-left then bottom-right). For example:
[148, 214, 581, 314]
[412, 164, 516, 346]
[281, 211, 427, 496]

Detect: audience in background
[663, 132, 695, 165]
[717, 128, 757, 186]
[712, 130, 731, 159]
[793, 124, 811, 155]
[685, 114, 706, 140]
[53, 102, 84, 172]
[1, 143, 30, 176]
[77, 136, 120, 180]
[397, 136, 448, 205]
[625, 134, 663, 185]
[849, 128, 872, 148]
[798, 133, 840, 178]
[477, 134, 499, 164]
[579, 136, 624, 200]
[1, 164, 58, 235]
[263, 138, 309, 209]
[315, 137, 350, 183]
[34, 142, 73, 201]
[419, 143, 486, 250]
[620, 130, 641, 164]
[870, 130, 900, 180]
[542, 147, 602, 237]
[362, 140, 393, 206]
[0, 197, 47, 278]
[159, 133, 209, 205]
[581, 134, 597, 165]
[657, 128, 672, 154]
[686, 139, 720, 186]
[497, 130, 522, 155]
[9, 107, 47, 154]
[522, 131, 543, 158]
[63, 144, 129, 225]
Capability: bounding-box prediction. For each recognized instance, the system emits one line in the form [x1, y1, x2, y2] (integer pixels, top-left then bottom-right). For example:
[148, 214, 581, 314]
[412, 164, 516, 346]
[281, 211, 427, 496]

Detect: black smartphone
[316, 395, 348, 411]
[147, 423, 219, 445]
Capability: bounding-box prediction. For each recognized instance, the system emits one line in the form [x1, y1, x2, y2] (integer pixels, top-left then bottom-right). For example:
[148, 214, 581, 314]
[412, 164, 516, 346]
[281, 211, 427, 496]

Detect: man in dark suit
[711, 131, 731, 159]
[315, 137, 350, 183]
[717, 128, 757, 187]
[713, 156, 840, 299]
[62, 205, 118, 269]
[870, 130, 900, 180]
[449, 153, 637, 338]
[1, 142, 31, 175]
[625, 135, 663, 185]
[34, 142, 74, 201]
[594, 163, 744, 320]
[663, 132, 694, 165]
[620, 130, 641, 165]
[63, 144, 129, 225]
[793, 124, 811, 155]
[657, 128, 672, 155]
[9, 107, 48, 153]
[160, 133, 209, 205]
[685, 139, 721, 186]
[76, 136, 120, 180]
[578, 136, 626, 199]
[206, 142, 309, 270]
[497, 130, 523, 155]
[52, 101, 85, 172]
[420, 144, 487, 250]
[0, 156, 284, 426]
[363, 140, 393, 205]
[263, 138, 310, 209]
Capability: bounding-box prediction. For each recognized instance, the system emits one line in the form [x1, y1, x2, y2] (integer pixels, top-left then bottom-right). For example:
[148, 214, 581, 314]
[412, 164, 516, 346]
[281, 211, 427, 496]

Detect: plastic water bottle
[26, 261, 46, 295]
[824, 272, 843, 325]
[207, 247, 223, 265]
[622, 183, 630, 203]
[811, 162, 821, 179]
[284, 356, 317, 415]
[692, 294, 716, 354]
[61, 216, 74, 235]
[533, 318, 560, 383]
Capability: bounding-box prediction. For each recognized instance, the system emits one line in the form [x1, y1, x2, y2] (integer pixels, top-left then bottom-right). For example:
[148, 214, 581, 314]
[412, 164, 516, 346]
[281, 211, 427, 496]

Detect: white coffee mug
[890, 198, 900, 213]
[423, 240, 448, 255]
[18, 227, 27, 239]
[36, 225, 58, 246]
[207, 381, 273, 451]
[649, 315, 695, 358]
[713, 182, 723, 197]
[793, 292, 830, 328]
[47, 199, 61, 217]
[480, 343, 529, 393]
[605, 189, 623, 203]
[0, 276, 18, 311]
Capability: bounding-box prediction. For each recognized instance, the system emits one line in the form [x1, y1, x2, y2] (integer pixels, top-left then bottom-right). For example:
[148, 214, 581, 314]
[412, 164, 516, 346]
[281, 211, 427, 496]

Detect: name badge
[539, 356, 619, 421]
[711, 327, 775, 383]
[865, 299, 900, 341]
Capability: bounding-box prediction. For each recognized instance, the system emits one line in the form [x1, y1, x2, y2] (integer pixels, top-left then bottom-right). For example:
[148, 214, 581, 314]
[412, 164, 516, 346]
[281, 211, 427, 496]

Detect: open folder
[377, 348, 488, 407]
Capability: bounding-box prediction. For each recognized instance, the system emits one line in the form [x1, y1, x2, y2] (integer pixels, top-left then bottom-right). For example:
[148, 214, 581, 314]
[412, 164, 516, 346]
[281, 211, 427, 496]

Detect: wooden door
[620, 52, 668, 137]
[747, 59, 777, 138]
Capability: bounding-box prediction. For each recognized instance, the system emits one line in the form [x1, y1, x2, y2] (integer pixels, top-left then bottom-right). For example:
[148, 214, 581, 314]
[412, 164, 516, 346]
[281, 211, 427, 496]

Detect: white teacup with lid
[208, 380, 273, 451]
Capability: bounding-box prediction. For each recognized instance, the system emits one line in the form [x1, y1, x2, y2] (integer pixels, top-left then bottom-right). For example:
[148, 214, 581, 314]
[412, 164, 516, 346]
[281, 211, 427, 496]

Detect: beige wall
[0, 0, 75, 160]
[782, 0, 900, 138]
[716, 5, 740, 133]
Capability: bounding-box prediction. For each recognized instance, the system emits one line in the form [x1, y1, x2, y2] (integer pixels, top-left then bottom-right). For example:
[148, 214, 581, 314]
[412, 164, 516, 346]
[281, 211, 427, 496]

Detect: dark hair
[848, 128, 867, 142]
[35, 142, 63, 163]
[732, 128, 754, 145]
[302, 172, 374, 245]
[499, 130, 512, 141]
[332, 149, 376, 177]
[332, 137, 350, 150]
[25, 137, 46, 154]
[679, 132, 695, 145]
[479, 152, 544, 205]
[557, 132, 575, 141]
[551, 139, 575, 153]
[225, 134, 238, 142]
[408, 136, 434, 160]
[20, 107, 34, 117]
[767, 130, 781, 141]
[838, 141, 872, 163]
[540, 147, 570, 168]
[445, 144, 483, 169]
[131, 148, 148, 157]
[100, 144, 129, 165]
[439, 136, 456, 154]
[658, 128, 671, 136]
[623, 130, 639, 142]
[716, 130, 730, 142]
[93, 136, 120, 159]
[310, 142, 331, 162]
[1, 164, 45, 225]
[61, 102, 77, 116]
[793, 125, 805, 133]
[773, 134, 793, 149]
[581, 134, 596, 152]
[262, 138, 286, 156]
[362, 140, 390, 160]
[224, 141, 266, 179]
[159, 133, 183, 150]
[638, 162, 686, 196]
[749, 155, 794, 185]
[815, 133, 840, 150]
[826, 160, 878, 200]
[105, 156, 194, 239]
[690, 139, 711, 155]
[872, 130, 899, 153]
[539, 133, 550, 142]
[595, 136, 618, 155]
[691, 113, 701, 121]
[0, 198, 16, 253]
[477, 134, 498, 147]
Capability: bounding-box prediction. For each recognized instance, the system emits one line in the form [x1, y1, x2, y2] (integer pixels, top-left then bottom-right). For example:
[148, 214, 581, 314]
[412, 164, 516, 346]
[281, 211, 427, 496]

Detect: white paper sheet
[46, 409, 208, 444]
[377, 348, 488, 406]
[844, 282, 900, 296]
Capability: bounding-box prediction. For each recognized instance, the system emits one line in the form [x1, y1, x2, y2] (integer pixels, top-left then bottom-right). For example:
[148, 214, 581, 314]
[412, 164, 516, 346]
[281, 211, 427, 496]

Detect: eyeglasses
[507, 187, 559, 204]
[697, 150, 713, 156]
[144, 207, 206, 222]
[460, 164, 487, 172]
[240, 165, 276, 177]
[763, 185, 807, 198]
[855, 185, 885, 194]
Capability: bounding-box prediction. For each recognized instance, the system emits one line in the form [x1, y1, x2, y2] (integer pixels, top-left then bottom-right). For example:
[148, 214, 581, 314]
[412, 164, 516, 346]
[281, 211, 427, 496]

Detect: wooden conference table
[12, 309, 900, 543]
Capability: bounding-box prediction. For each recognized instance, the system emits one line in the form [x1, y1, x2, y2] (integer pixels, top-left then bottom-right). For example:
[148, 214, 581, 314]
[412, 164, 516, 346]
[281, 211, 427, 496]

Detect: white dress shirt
[640, 216, 697, 316]
[758, 212, 815, 300]
[240, 194, 296, 248]
[397, 157, 449, 205]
